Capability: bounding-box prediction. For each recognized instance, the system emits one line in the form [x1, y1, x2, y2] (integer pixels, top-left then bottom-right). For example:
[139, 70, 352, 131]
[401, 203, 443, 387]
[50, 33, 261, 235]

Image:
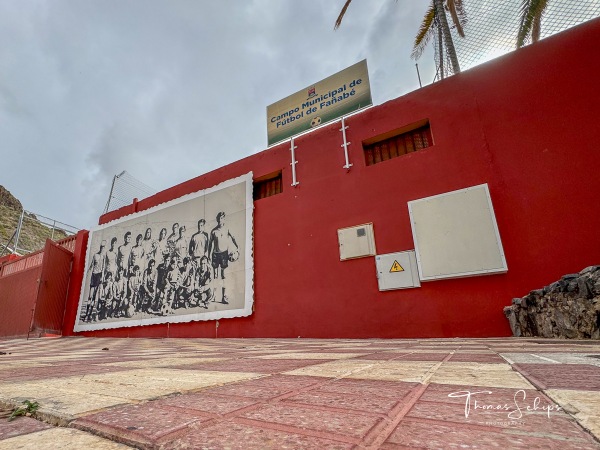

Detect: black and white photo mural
[74, 173, 254, 332]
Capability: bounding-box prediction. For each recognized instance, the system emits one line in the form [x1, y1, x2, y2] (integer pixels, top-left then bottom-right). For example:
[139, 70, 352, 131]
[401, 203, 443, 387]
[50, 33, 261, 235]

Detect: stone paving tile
[282, 390, 400, 414]
[0, 364, 128, 382]
[253, 352, 368, 360]
[546, 389, 600, 438]
[448, 353, 506, 364]
[502, 352, 600, 367]
[153, 392, 259, 416]
[72, 403, 212, 447]
[161, 421, 354, 449]
[316, 378, 417, 400]
[0, 416, 53, 440]
[353, 352, 412, 360]
[101, 357, 228, 368]
[237, 403, 382, 439]
[283, 360, 376, 378]
[429, 363, 534, 389]
[406, 400, 593, 441]
[0, 427, 132, 449]
[0, 382, 131, 417]
[172, 358, 332, 374]
[389, 352, 449, 361]
[514, 364, 600, 390]
[347, 361, 440, 383]
[200, 374, 322, 399]
[383, 418, 600, 449]
[420, 383, 545, 406]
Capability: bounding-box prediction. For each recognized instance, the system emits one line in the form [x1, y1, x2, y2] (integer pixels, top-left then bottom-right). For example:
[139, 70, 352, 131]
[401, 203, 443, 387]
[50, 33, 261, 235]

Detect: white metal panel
[376, 251, 421, 291]
[408, 184, 507, 281]
[338, 223, 376, 260]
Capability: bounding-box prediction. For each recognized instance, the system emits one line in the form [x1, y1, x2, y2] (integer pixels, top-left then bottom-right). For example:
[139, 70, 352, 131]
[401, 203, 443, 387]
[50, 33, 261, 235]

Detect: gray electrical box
[375, 250, 421, 291]
[338, 223, 376, 261]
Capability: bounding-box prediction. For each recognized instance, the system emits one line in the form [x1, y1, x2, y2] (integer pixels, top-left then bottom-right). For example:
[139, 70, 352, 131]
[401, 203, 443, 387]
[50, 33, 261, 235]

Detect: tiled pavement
[0, 338, 599, 449]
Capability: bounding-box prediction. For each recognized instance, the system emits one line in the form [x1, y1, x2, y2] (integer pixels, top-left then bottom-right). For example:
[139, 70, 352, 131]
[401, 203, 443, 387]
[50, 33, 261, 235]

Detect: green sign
[267, 60, 372, 146]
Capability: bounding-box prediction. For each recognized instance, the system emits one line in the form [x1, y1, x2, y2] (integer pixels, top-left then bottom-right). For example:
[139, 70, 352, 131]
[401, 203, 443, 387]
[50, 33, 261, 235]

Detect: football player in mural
[208, 211, 239, 304]
[164, 256, 181, 313]
[174, 226, 188, 261]
[105, 237, 118, 280]
[189, 219, 209, 262]
[192, 255, 214, 307]
[166, 223, 179, 257]
[176, 256, 195, 308]
[140, 258, 157, 313]
[126, 265, 143, 317]
[129, 233, 146, 274]
[142, 227, 157, 265]
[98, 271, 116, 321]
[84, 240, 106, 321]
[113, 266, 127, 317]
[117, 231, 133, 277]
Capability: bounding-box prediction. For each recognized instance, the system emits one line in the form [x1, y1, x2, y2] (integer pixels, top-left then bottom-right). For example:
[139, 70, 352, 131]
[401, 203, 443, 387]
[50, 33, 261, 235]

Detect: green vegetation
[8, 400, 40, 421]
[0, 186, 68, 256]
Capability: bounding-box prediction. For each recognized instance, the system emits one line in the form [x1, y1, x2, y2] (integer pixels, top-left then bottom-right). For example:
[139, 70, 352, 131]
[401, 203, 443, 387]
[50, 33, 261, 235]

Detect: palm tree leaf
[446, 0, 466, 37]
[411, 2, 437, 60]
[517, 0, 548, 47]
[334, 0, 354, 30]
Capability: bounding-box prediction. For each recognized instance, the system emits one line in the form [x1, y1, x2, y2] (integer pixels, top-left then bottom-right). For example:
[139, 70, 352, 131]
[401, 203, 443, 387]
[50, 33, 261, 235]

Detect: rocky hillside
[0, 186, 68, 256]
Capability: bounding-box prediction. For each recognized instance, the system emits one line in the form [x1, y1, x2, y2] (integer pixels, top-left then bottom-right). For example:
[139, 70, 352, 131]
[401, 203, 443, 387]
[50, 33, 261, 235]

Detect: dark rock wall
[504, 266, 600, 339]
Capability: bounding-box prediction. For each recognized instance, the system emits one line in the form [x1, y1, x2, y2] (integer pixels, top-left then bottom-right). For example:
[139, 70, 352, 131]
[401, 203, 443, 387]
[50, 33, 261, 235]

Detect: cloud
[0, 0, 437, 229]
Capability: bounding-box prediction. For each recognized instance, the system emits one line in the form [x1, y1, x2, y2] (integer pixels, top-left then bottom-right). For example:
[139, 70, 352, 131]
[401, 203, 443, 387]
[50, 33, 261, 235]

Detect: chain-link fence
[433, 0, 600, 79]
[0, 210, 79, 257]
[103, 170, 157, 214]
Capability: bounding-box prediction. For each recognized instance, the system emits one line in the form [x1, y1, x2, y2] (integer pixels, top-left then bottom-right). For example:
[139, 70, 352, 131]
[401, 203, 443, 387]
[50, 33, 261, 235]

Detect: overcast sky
[1, 0, 438, 229]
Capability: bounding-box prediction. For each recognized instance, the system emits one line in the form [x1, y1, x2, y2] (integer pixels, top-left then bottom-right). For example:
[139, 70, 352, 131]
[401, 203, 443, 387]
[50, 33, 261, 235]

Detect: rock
[580, 265, 600, 275]
[505, 265, 600, 340]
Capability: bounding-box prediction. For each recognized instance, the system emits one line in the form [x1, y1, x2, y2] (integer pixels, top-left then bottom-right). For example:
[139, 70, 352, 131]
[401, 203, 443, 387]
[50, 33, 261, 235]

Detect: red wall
[65, 19, 600, 338]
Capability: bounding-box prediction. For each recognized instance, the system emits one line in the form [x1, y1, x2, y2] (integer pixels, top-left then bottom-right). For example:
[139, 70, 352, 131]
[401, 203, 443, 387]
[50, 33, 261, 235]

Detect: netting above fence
[103, 170, 157, 214]
[433, 0, 600, 79]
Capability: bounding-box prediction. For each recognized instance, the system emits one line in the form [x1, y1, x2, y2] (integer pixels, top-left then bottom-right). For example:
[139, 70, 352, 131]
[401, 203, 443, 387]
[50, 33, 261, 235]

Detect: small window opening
[363, 121, 433, 166]
[253, 171, 283, 201]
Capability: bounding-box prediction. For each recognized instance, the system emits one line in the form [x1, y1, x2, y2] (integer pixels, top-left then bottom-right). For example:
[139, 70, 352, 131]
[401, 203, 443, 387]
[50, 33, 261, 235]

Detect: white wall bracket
[290, 137, 299, 186]
[340, 116, 352, 170]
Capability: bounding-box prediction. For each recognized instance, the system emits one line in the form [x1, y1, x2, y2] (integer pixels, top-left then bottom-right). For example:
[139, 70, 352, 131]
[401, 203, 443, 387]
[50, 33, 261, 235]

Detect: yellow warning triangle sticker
[389, 260, 404, 273]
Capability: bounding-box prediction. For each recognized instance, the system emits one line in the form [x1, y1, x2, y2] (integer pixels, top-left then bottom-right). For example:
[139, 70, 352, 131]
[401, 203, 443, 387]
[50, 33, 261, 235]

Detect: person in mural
[104, 237, 118, 281]
[192, 255, 214, 307]
[129, 233, 146, 275]
[166, 223, 179, 257]
[174, 225, 188, 261]
[140, 258, 157, 313]
[155, 227, 169, 262]
[84, 240, 107, 321]
[189, 219, 209, 263]
[164, 256, 181, 313]
[208, 211, 239, 304]
[98, 271, 116, 321]
[126, 265, 143, 317]
[153, 253, 170, 314]
[117, 231, 133, 277]
[142, 227, 157, 265]
[114, 266, 128, 317]
[176, 256, 195, 308]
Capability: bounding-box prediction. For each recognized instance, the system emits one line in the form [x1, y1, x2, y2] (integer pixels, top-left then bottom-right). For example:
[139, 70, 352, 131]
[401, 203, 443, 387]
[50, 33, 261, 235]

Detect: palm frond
[411, 2, 437, 60]
[517, 0, 548, 47]
[446, 0, 466, 37]
[334, 0, 354, 30]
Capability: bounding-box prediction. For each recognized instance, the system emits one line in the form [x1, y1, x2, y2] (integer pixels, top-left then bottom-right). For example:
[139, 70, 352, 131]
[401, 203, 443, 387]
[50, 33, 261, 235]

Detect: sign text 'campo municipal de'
[267, 60, 372, 146]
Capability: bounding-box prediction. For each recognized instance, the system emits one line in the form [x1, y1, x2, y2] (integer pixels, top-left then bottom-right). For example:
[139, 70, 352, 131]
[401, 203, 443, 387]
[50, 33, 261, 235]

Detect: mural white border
[74, 172, 254, 332]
